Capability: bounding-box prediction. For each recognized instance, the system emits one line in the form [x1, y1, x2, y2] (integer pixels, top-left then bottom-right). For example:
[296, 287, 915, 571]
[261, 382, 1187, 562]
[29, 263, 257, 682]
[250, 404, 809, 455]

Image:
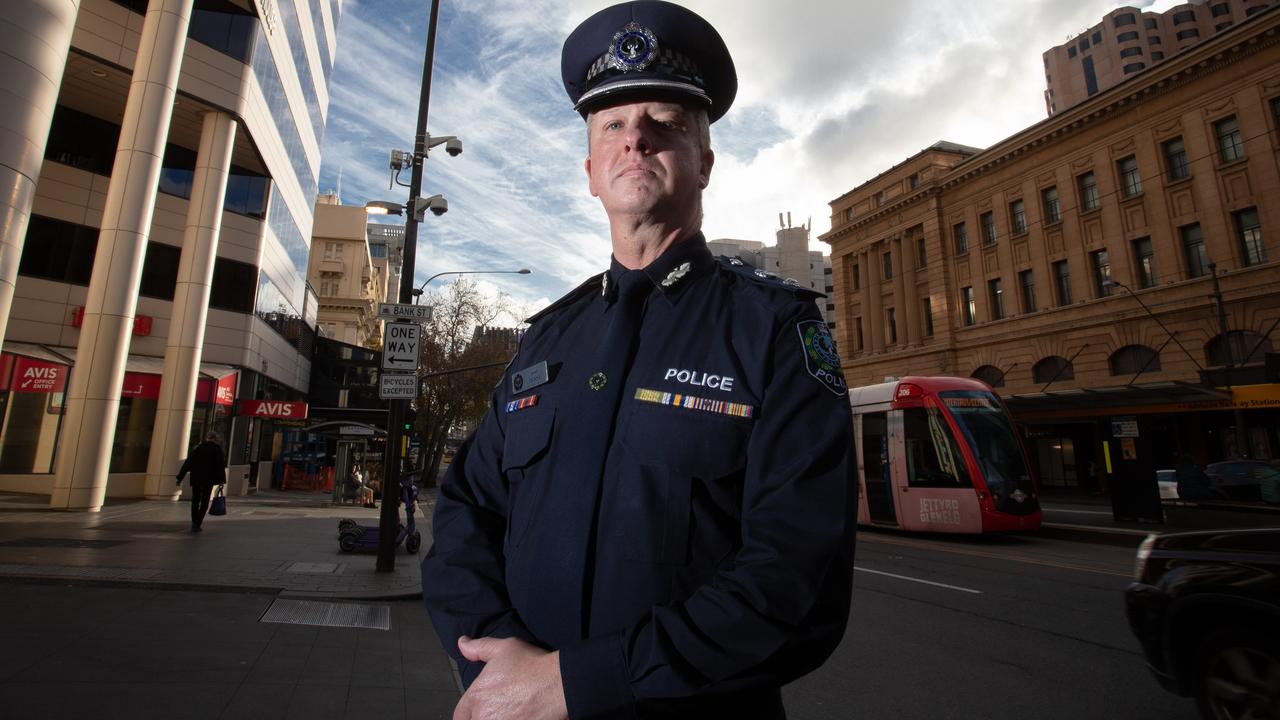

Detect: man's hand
[453, 636, 567, 720]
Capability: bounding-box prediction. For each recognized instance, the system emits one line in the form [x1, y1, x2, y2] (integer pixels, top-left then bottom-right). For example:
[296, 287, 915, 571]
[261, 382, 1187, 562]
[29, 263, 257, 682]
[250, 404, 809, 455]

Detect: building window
[1110, 345, 1161, 375]
[1123, 62, 1146, 74]
[1152, 51, 1164, 60]
[1149, 35, 1162, 44]
[1216, 21, 1233, 30]
[988, 278, 1005, 321]
[139, 242, 181, 299]
[875, 190, 886, 207]
[953, 222, 969, 255]
[1235, 207, 1265, 266]
[1246, 4, 1268, 15]
[1120, 46, 1143, 58]
[1091, 250, 1113, 297]
[323, 242, 344, 261]
[972, 365, 1005, 388]
[1092, 30, 1102, 44]
[1116, 30, 1139, 42]
[921, 297, 934, 337]
[1078, 171, 1100, 212]
[1132, 237, 1156, 289]
[1145, 17, 1159, 29]
[843, 207, 853, 223]
[1068, 45, 1078, 58]
[1117, 156, 1142, 197]
[18, 215, 98, 285]
[885, 308, 898, 345]
[916, 236, 927, 268]
[855, 317, 864, 351]
[1009, 200, 1027, 235]
[981, 212, 997, 246]
[1180, 223, 1209, 279]
[1083, 56, 1098, 96]
[1176, 28, 1201, 41]
[1163, 137, 1189, 180]
[1114, 12, 1136, 26]
[1042, 186, 1061, 224]
[1211, 2, 1230, 16]
[909, 173, 920, 190]
[883, 251, 893, 280]
[961, 287, 976, 326]
[1019, 269, 1037, 313]
[1052, 260, 1072, 306]
[1206, 331, 1272, 367]
[1033, 356, 1075, 384]
[1215, 116, 1244, 162]
[1173, 10, 1195, 23]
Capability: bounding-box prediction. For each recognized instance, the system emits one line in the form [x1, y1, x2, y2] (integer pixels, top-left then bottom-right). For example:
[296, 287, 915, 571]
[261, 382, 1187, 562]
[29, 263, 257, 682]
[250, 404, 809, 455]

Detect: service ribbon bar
[505, 394, 540, 413]
[634, 388, 754, 419]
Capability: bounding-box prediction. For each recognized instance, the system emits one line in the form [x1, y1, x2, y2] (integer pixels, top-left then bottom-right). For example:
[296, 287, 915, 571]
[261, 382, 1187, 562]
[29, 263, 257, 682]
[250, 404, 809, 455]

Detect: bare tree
[413, 279, 520, 485]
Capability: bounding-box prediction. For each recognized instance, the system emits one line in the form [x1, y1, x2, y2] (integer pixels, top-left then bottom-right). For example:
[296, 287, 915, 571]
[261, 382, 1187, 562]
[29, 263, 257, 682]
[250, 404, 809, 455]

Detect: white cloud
[320, 0, 1187, 309]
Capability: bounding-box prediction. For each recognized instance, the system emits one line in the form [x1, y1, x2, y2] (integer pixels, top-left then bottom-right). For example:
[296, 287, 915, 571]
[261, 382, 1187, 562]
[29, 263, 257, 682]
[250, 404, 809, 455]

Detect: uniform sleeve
[420, 364, 541, 687]
[558, 302, 857, 718]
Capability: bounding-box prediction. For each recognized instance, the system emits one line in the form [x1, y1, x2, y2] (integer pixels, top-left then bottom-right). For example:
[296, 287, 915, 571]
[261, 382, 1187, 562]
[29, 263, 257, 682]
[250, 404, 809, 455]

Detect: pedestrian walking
[420, 3, 857, 717]
[176, 433, 226, 532]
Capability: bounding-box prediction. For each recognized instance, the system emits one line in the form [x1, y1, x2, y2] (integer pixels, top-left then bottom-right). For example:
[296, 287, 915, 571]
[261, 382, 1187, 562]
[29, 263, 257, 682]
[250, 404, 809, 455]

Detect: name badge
[511, 360, 549, 394]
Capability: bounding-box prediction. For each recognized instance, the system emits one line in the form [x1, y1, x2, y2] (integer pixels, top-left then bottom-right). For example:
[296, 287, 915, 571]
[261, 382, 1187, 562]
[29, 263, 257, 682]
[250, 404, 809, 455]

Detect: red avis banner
[196, 374, 238, 406]
[239, 399, 308, 419]
[11, 357, 69, 393]
[121, 372, 162, 399]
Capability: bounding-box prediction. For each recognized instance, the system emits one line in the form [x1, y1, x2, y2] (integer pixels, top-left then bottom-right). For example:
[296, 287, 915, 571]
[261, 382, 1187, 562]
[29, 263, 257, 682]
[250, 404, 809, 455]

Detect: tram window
[903, 407, 972, 488]
[861, 412, 887, 484]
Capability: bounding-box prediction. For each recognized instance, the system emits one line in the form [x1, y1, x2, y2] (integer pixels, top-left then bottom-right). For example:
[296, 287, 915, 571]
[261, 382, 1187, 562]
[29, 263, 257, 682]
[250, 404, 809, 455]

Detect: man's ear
[699, 148, 715, 189]
[585, 155, 599, 198]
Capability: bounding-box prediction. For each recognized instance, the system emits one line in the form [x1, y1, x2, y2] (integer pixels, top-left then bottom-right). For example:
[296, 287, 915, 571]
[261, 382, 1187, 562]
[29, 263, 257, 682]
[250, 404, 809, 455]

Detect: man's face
[584, 100, 713, 223]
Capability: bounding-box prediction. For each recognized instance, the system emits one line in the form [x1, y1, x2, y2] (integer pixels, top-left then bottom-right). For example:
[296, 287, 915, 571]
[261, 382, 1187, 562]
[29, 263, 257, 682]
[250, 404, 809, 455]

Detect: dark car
[1125, 528, 1280, 719]
[1204, 461, 1280, 503]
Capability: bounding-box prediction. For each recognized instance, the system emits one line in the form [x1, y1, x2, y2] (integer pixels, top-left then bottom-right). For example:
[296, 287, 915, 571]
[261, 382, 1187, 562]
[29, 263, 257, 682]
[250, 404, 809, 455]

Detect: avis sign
[381, 322, 421, 373]
[239, 400, 309, 419]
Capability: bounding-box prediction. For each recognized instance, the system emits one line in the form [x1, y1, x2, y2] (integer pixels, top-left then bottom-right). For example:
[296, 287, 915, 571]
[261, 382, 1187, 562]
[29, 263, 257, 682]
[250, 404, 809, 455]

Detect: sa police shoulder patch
[797, 320, 848, 396]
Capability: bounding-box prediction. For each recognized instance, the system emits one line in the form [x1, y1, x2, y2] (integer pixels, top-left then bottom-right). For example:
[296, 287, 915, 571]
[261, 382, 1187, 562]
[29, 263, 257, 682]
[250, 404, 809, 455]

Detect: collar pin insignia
[601, 271, 610, 298]
[661, 262, 691, 288]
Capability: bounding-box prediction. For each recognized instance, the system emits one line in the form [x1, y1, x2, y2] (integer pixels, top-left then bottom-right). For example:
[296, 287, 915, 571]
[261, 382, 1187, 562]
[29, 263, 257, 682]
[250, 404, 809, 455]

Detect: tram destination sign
[378, 302, 432, 321]
[381, 322, 421, 373]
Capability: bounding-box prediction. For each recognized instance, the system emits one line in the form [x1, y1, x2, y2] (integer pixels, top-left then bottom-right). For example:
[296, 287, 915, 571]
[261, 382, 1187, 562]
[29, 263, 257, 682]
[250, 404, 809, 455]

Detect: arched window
[1204, 331, 1272, 367]
[1032, 356, 1075, 384]
[971, 365, 1005, 388]
[1109, 345, 1161, 376]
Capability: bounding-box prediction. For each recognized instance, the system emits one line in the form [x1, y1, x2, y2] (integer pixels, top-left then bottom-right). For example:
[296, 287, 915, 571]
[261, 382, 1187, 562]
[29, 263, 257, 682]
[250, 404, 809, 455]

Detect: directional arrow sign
[381, 322, 421, 372]
[378, 302, 432, 321]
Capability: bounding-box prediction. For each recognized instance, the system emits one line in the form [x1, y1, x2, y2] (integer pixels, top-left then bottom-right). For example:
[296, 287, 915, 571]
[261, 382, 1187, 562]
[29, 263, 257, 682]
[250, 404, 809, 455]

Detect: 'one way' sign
[381, 322, 421, 372]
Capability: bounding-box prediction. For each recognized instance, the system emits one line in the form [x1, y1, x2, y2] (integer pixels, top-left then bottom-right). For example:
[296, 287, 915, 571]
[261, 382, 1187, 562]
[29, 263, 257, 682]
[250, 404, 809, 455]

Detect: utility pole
[378, 0, 441, 572]
[1208, 262, 1249, 459]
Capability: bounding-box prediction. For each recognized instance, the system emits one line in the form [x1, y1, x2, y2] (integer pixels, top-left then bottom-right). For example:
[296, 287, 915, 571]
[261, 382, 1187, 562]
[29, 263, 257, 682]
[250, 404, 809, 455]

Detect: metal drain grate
[0, 538, 127, 549]
[260, 598, 390, 630]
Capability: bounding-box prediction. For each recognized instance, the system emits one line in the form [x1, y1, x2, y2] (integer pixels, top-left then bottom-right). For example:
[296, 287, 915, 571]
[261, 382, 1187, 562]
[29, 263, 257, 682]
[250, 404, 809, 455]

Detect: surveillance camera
[428, 196, 448, 216]
[444, 138, 462, 157]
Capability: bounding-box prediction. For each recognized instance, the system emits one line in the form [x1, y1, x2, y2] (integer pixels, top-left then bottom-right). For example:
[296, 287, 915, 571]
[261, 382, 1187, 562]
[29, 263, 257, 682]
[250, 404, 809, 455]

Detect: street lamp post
[1104, 278, 1204, 375]
[411, 269, 531, 303]
[376, 0, 444, 573]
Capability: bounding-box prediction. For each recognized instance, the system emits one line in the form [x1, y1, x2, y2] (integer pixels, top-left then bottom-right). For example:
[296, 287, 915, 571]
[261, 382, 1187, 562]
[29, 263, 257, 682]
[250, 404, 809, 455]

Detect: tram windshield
[940, 391, 1035, 504]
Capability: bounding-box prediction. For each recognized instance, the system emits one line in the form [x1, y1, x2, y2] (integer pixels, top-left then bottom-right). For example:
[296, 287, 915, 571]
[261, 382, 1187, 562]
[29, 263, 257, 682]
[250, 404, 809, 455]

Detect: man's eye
[605, 121, 623, 131]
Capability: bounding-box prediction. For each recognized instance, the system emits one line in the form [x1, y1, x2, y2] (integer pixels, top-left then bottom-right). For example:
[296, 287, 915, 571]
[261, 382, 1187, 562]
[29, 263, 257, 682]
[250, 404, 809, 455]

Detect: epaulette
[715, 256, 824, 299]
[523, 272, 605, 324]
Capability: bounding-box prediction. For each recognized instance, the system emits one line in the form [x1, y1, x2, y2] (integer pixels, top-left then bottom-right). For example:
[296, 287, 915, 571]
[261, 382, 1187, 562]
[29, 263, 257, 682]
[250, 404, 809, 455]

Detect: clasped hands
[452, 635, 568, 720]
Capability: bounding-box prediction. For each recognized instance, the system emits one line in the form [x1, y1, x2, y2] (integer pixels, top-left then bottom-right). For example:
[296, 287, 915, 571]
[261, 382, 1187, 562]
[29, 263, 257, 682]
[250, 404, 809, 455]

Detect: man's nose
[623, 123, 652, 153]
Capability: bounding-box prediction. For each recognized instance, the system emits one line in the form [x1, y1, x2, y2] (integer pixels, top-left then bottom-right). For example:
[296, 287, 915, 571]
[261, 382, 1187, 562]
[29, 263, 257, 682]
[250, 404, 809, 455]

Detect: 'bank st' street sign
[378, 302, 432, 322]
[381, 322, 421, 373]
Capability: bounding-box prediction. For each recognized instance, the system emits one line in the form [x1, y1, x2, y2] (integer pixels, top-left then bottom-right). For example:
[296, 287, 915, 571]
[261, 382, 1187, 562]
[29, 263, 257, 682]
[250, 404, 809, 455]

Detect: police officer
[421, 2, 856, 718]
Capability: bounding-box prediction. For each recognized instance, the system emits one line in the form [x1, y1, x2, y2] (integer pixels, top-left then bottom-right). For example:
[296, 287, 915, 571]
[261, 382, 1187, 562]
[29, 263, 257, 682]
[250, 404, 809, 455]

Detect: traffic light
[403, 407, 417, 433]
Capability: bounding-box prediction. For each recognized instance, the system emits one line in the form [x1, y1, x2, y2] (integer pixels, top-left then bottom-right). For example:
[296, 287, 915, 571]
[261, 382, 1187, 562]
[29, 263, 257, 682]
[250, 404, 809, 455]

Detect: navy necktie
[543, 269, 649, 641]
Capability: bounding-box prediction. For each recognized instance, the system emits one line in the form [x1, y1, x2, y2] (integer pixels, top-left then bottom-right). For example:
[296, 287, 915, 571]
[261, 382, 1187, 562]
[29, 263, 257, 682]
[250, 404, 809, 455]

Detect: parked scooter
[337, 471, 421, 553]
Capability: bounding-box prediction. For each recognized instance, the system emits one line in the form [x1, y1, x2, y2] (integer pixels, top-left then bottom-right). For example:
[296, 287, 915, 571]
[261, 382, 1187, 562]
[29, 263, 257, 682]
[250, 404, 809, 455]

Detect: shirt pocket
[501, 404, 555, 549]
[614, 403, 750, 565]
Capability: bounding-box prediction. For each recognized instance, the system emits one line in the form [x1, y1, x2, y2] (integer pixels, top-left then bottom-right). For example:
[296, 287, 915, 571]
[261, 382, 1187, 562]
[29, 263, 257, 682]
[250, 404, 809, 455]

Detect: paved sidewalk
[0, 489, 430, 599]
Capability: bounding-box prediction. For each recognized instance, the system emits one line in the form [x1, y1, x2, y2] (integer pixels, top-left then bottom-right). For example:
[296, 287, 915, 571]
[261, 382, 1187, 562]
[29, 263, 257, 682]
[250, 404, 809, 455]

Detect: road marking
[1046, 508, 1112, 516]
[859, 533, 1132, 578]
[855, 565, 984, 594]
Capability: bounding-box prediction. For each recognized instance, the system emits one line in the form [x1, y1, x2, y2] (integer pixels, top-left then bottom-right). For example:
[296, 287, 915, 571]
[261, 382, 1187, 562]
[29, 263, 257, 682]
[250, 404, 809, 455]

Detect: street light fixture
[364, 195, 448, 221]
[410, 268, 532, 303]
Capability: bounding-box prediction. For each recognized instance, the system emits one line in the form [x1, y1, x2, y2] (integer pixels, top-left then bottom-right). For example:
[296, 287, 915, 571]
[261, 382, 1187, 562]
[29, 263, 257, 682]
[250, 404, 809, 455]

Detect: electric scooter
[337, 472, 422, 554]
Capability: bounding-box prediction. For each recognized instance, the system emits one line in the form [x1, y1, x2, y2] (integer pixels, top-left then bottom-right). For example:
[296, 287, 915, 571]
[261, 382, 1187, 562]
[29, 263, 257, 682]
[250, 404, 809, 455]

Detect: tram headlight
[1133, 534, 1157, 581]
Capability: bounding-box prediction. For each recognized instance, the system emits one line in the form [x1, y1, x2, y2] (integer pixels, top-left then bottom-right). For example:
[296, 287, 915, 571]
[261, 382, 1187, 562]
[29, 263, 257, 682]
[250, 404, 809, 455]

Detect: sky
[317, 0, 1184, 321]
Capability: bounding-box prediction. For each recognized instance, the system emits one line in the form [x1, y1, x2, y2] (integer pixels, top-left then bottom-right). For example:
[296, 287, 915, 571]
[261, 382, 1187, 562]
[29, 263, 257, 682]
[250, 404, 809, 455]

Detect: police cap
[561, 1, 737, 123]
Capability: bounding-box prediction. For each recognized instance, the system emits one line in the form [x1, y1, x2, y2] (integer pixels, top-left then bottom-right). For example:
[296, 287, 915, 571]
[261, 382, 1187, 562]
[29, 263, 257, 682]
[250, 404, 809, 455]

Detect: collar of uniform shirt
[603, 232, 714, 309]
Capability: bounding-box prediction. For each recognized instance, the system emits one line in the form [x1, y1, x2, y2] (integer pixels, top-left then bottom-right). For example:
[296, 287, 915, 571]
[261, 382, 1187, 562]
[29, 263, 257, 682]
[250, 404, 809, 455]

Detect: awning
[1004, 381, 1232, 420]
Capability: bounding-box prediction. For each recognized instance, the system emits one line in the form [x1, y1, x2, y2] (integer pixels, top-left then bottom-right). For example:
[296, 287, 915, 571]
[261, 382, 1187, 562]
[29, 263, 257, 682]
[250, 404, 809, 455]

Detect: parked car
[1125, 527, 1280, 719]
[1204, 460, 1280, 503]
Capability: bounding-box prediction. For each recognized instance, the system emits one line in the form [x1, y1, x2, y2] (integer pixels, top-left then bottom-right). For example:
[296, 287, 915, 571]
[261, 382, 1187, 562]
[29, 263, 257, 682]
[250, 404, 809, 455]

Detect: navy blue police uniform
[421, 3, 856, 718]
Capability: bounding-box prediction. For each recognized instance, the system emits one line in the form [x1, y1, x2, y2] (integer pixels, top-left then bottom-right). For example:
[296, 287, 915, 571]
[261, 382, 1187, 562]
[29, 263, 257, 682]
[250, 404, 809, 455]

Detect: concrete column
[891, 236, 909, 347]
[867, 245, 884, 353]
[144, 111, 236, 499]
[0, 0, 80, 350]
[857, 250, 872, 353]
[51, 0, 193, 511]
[901, 235, 920, 346]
